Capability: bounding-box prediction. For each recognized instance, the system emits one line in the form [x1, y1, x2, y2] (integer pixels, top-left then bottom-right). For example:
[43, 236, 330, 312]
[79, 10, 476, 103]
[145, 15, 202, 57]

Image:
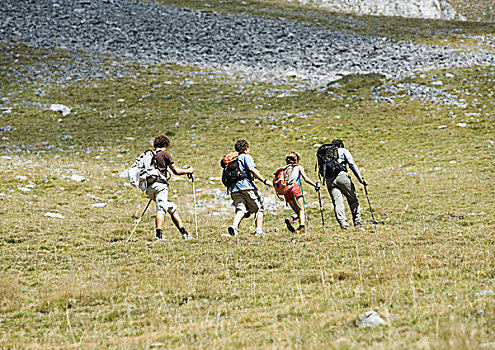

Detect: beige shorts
[146, 182, 177, 215]
[231, 190, 263, 215]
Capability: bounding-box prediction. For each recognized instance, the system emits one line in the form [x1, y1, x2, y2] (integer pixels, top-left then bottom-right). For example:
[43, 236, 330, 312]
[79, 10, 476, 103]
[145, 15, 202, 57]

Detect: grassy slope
[0, 8, 494, 350]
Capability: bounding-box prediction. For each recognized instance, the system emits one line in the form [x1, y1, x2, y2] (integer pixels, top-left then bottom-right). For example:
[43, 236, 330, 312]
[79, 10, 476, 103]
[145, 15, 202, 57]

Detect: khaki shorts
[231, 190, 263, 215]
[146, 182, 178, 215]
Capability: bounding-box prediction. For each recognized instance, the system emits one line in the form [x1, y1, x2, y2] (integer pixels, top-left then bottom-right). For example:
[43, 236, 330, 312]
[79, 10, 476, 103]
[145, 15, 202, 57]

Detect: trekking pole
[363, 181, 378, 235]
[316, 186, 326, 234]
[126, 199, 152, 243]
[250, 184, 270, 230]
[187, 173, 199, 239]
[298, 178, 308, 228]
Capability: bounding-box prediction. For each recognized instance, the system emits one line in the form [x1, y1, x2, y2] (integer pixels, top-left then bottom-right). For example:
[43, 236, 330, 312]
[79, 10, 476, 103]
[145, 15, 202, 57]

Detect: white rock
[70, 174, 87, 182]
[49, 104, 71, 116]
[431, 81, 443, 86]
[475, 289, 494, 297]
[1, 156, 12, 160]
[456, 123, 468, 127]
[44, 212, 64, 219]
[16, 175, 27, 180]
[355, 311, 387, 328]
[18, 187, 31, 192]
[92, 203, 108, 208]
[437, 125, 447, 129]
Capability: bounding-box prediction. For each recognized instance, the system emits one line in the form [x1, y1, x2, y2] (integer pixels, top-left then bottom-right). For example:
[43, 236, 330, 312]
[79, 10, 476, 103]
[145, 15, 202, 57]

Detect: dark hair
[331, 139, 344, 148]
[234, 139, 250, 153]
[285, 152, 300, 165]
[154, 134, 171, 149]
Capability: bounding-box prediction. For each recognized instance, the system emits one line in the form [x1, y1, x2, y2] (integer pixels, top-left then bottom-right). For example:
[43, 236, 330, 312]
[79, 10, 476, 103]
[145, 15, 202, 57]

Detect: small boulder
[44, 212, 64, 219]
[49, 104, 71, 117]
[354, 311, 387, 328]
[70, 174, 87, 182]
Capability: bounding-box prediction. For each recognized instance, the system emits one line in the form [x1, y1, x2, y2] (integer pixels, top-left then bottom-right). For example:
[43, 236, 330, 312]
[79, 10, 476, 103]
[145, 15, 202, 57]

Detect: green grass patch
[0, 41, 494, 348]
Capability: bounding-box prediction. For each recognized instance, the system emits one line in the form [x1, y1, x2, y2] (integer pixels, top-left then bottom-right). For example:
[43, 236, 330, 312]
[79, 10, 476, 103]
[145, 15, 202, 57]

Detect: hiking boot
[340, 225, 349, 230]
[182, 233, 193, 240]
[298, 225, 306, 234]
[228, 226, 238, 237]
[154, 236, 166, 242]
[285, 217, 296, 233]
[355, 226, 365, 231]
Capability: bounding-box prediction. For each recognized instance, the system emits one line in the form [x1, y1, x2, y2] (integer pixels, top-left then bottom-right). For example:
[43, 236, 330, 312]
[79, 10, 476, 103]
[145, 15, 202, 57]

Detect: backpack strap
[237, 153, 252, 181]
[151, 149, 171, 183]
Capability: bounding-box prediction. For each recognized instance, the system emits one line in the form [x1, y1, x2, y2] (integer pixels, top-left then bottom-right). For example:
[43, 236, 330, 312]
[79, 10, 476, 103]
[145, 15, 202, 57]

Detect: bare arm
[248, 166, 270, 185]
[169, 163, 193, 176]
[298, 165, 317, 187]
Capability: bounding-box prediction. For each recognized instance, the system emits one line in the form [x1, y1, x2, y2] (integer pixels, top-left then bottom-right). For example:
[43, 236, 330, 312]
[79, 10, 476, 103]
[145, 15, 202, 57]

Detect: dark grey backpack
[316, 144, 346, 185]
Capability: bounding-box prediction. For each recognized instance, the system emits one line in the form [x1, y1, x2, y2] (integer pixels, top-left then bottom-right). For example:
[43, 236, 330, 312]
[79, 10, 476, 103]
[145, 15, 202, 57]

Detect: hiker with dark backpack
[131, 134, 194, 241]
[221, 139, 271, 237]
[316, 139, 367, 231]
[274, 152, 318, 234]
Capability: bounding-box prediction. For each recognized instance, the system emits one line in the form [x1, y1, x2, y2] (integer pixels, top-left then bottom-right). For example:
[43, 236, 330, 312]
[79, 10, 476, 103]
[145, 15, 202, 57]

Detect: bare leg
[156, 211, 165, 230]
[170, 210, 183, 230]
[232, 210, 246, 228]
[288, 199, 304, 227]
[255, 211, 263, 229]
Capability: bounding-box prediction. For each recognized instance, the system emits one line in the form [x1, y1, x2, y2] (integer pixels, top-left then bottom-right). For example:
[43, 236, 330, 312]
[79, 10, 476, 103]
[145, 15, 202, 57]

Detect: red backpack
[273, 165, 295, 196]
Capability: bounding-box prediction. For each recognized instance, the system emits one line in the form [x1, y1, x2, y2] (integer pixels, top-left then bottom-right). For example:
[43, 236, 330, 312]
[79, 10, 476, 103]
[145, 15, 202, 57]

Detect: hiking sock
[156, 229, 163, 239]
[179, 227, 187, 235]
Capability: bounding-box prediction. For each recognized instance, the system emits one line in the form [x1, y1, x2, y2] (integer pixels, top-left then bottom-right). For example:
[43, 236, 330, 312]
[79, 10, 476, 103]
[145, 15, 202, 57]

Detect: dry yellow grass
[0, 42, 493, 348]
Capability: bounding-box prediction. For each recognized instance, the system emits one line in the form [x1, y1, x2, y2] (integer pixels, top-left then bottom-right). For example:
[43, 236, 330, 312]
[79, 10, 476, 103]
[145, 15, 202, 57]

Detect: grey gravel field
[0, 0, 494, 87]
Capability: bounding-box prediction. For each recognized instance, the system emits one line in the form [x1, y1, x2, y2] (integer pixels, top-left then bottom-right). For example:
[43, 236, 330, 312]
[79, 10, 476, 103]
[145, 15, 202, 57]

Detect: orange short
[284, 182, 302, 202]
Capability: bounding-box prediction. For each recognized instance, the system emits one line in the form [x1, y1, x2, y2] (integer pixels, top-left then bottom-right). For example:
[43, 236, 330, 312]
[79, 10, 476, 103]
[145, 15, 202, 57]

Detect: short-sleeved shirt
[155, 150, 174, 184]
[230, 153, 257, 193]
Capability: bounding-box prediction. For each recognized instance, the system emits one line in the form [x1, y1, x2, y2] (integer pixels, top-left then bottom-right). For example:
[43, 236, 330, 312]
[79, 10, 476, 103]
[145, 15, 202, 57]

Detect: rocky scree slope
[0, 0, 494, 88]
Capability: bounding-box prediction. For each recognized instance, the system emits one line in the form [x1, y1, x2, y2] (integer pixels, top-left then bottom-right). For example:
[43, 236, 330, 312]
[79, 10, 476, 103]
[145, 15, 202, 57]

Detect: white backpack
[127, 150, 168, 192]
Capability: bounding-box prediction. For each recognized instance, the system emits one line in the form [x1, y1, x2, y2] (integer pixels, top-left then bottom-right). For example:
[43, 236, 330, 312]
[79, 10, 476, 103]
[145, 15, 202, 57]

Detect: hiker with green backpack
[129, 134, 194, 241]
[273, 152, 318, 234]
[316, 139, 367, 231]
[221, 139, 271, 237]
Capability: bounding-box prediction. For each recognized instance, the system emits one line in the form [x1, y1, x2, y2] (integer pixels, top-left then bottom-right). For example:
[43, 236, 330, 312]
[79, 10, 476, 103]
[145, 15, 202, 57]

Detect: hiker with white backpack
[128, 134, 194, 241]
[273, 152, 318, 234]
